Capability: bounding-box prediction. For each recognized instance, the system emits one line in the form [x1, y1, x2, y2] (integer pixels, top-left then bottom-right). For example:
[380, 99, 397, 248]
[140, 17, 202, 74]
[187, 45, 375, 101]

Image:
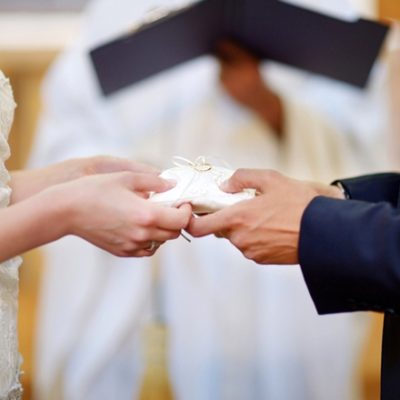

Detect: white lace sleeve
[0, 72, 15, 208]
[0, 71, 23, 400]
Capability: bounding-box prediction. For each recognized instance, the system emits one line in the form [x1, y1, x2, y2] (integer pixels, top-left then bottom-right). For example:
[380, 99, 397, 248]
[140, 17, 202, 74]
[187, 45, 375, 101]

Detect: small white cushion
[150, 158, 255, 214]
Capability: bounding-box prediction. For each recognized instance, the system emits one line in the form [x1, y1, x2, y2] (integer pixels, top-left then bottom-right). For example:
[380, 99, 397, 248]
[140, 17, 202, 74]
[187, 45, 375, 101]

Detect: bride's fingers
[121, 249, 155, 258]
[124, 244, 165, 258]
[155, 203, 193, 230]
[146, 228, 181, 242]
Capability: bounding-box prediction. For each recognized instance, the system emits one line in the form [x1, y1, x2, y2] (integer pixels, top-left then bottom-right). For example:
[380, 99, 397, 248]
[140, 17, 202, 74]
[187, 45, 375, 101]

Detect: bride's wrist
[36, 185, 77, 239]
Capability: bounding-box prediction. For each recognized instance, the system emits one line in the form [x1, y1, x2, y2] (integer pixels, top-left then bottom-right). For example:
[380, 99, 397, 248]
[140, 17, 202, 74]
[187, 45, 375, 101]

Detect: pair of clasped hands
[21, 155, 342, 265]
[8, 41, 343, 265]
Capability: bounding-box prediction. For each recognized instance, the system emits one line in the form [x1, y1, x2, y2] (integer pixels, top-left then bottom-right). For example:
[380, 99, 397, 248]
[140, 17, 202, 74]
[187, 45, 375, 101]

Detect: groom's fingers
[188, 209, 233, 237]
[221, 168, 280, 194]
[220, 169, 256, 193]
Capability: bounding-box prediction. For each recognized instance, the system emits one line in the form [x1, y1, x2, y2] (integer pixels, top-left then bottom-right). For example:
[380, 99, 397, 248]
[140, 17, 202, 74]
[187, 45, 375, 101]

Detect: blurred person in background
[28, 0, 391, 399]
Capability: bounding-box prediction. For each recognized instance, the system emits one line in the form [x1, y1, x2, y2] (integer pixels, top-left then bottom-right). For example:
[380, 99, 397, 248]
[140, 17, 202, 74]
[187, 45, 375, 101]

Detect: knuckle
[138, 210, 157, 227]
[230, 213, 245, 229]
[166, 230, 180, 241]
[264, 169, 280, 183]
[254, 255, 265, 264]
[229, 232, 244, 249]
[120, 241, 135, 253]
[114, 248, 129, 258]
[131, 229, 148, 243]
[188, 228, 201, 238]
[243, 248, 256, 261]
[172, 230, 181, 240]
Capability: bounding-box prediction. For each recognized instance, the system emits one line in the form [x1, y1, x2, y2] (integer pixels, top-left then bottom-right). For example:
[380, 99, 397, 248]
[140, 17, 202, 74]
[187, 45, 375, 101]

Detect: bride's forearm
[9, 156, 158, 205]
[9, 159, 84, 204]
[0, 190, 70, 262]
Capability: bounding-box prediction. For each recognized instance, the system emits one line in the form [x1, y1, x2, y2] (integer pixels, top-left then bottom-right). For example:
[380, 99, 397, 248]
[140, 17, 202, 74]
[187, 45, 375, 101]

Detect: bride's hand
[10, 156, 158, 204]
[48, 171, 191, 257]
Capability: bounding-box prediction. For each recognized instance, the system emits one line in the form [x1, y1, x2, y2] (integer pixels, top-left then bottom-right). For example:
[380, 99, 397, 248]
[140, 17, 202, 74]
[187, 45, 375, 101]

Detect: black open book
[90, 0, 389, 96]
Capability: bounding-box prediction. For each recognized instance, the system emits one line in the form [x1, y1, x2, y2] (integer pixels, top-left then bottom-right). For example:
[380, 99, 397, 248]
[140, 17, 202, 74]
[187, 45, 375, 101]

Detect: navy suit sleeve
[336, 173, 400, 206]
[299, 173, 400, 315]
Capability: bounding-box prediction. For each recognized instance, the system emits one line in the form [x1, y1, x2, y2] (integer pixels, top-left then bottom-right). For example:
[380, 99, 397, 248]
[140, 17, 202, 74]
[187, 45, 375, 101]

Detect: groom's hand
[188, 169, 343, 265]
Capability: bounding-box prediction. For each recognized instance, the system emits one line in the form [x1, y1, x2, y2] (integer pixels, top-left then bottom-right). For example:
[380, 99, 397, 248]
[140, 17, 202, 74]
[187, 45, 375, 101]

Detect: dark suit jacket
[299, 173, 400, 400]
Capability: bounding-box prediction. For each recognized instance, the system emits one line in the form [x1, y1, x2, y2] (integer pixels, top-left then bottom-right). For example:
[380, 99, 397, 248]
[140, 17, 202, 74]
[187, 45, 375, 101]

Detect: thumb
[220, 169, 277, 194]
